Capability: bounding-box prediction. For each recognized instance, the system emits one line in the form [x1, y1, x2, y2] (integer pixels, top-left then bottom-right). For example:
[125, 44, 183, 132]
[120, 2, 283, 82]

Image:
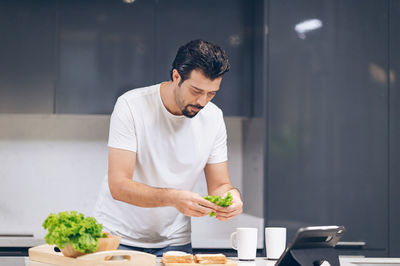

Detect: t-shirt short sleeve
[207, 111, 228, 164]
[108, 97, 137, 152]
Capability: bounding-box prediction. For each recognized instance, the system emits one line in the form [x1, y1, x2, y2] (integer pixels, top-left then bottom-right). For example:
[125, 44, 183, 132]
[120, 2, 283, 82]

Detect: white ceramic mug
[265, 227, 286, 260]
[230, 227, 258, 260]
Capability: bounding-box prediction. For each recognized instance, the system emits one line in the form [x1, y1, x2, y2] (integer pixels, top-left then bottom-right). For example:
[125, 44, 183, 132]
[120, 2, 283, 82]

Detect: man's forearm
[109, 176, 177, 208]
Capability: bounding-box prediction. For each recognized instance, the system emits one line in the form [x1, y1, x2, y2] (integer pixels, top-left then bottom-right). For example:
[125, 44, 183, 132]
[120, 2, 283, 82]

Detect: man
[94, 39, 243, 256]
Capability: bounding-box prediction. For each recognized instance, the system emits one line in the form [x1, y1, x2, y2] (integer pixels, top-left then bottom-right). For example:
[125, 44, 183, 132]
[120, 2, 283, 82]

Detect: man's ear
[172, 69, 181, 85]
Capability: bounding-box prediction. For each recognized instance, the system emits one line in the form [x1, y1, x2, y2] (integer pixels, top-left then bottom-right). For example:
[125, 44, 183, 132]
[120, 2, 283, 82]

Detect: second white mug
[265, 227, 286, 260]
[231, 227, 258, 260]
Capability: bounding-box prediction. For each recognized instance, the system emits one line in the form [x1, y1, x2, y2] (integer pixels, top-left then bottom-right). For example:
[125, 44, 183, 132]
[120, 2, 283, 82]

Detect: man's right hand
[171, 190, 217, 217]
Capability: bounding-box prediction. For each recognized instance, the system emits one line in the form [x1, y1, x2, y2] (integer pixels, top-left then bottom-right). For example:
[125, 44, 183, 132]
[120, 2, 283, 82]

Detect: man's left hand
[214, 190, 243, 221]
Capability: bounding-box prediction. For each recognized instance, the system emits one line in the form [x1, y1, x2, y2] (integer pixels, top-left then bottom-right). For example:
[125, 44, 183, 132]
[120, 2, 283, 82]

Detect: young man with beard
[94, 39, 243, 256]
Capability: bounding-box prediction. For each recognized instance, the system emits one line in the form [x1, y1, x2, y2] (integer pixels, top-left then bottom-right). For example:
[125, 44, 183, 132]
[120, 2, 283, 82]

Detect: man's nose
[197, 94, 208, 106]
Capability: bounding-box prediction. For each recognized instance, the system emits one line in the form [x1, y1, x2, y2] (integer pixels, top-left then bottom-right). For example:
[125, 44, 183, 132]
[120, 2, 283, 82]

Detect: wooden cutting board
[29, 244, 156, 266]
[163, 260, 237, 266]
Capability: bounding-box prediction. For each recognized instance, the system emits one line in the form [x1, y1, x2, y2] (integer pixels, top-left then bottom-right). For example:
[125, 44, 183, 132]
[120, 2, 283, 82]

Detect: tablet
[276, 225, 345, 265]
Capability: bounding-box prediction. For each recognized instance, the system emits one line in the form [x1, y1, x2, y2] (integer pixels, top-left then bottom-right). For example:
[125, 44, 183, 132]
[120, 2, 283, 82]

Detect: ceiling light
[294, 19, 323, 39]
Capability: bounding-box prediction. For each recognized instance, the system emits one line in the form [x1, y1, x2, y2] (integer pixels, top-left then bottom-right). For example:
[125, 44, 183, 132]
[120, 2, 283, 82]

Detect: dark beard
[182, 104, 204, 118]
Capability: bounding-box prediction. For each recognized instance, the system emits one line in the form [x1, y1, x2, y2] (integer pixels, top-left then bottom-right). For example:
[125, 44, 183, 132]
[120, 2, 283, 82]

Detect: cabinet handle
[0, 234, 34, 237]
[336, 241, 366, 249]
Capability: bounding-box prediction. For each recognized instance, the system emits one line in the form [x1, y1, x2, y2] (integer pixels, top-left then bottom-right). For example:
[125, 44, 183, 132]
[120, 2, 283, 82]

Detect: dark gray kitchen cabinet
[0, 0, 56, 113]
[56, 0, 155, 114]
[154, 0, 253, 117]
[389, 0, 400, 257]
[266, 0, 389, 256]
[0, 0, 254, 116]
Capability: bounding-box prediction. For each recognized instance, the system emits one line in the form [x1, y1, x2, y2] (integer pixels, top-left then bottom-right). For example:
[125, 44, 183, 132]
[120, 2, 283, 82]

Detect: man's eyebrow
[191, 85, 218, 93]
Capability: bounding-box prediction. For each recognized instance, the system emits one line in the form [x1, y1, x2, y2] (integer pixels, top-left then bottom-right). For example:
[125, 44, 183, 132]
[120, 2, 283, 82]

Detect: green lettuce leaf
[42, 211, 106, 253]
[204, 192, 233, 217]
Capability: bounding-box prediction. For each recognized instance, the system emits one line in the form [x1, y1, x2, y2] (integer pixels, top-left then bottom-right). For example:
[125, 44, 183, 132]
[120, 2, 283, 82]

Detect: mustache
[187, 104, 204, 110]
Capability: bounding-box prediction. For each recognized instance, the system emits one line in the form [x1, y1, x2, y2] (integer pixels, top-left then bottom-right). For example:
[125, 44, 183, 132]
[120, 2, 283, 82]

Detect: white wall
[0, 114, 245, 242]
[0, 114, 109, 238]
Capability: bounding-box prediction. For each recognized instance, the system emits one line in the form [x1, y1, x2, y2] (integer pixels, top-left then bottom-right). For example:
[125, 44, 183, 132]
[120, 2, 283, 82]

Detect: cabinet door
[267, 0, 388, 256]
[0, 0, 56, 113]
[389, 0, 400, 257]
[56, 0, 155, 114]
[155, 0, 253, 116]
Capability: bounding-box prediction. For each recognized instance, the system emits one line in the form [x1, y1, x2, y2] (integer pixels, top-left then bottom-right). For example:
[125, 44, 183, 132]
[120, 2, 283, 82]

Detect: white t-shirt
[93, 83, 228, 248]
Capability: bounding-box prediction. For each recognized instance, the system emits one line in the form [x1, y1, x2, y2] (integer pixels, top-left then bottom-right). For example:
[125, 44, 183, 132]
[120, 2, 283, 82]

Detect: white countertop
[229, 257, 400, 266]
[339, 257, 400, 266]
[25, 256, 400, 266]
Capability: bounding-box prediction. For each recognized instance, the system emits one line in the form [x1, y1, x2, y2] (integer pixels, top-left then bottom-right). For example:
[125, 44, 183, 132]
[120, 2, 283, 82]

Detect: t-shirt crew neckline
[157, 83, 186, 121]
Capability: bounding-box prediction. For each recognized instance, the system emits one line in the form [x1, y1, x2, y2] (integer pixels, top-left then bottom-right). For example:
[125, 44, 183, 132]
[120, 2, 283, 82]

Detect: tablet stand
[277, 247, 340, 266]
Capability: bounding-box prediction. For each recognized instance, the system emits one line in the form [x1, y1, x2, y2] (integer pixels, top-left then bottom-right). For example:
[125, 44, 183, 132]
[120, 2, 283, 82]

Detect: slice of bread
[162, 251, 194, 264]
[194, 253, 227, 264]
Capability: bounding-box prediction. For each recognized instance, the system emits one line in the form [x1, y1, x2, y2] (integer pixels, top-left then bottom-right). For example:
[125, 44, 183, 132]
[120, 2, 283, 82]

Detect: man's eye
[208, 92, 216, 97]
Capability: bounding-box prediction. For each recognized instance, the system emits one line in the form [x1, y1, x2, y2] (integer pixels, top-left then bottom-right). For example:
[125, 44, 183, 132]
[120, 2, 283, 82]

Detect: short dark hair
[170, 39, 230, 83]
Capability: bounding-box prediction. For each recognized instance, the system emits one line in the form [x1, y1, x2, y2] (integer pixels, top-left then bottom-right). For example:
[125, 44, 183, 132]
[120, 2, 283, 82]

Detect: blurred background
[0, 0, 399, 259]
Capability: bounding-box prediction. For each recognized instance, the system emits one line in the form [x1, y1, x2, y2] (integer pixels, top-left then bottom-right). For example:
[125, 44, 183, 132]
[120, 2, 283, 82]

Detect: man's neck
[160, 81, 182, 115]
